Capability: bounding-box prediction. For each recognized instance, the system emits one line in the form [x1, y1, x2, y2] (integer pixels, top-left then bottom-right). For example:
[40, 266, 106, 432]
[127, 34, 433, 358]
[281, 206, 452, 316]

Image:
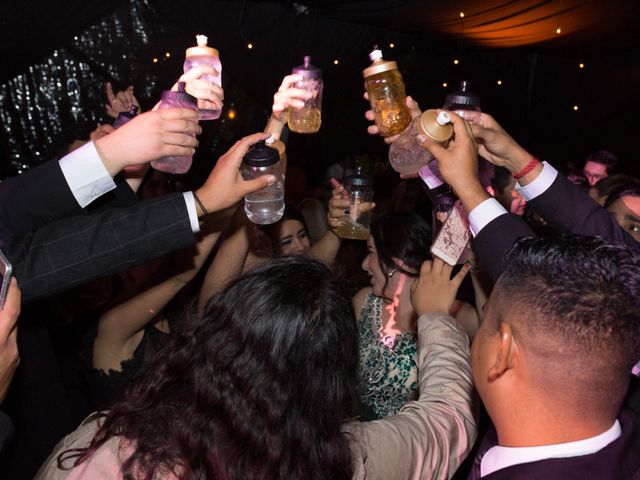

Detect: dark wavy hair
[370, 211, 433, 279]
[61, 256, 359, 479]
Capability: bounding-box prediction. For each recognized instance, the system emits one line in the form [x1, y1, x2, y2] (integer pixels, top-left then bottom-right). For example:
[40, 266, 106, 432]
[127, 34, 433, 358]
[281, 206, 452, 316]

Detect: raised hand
[0, 278, 20, 402]
[175, 65, 224, 113]
[105, 83, 140, 119]
[272, 74, 314, 122]
[89, 124, 115, 142]
[327, 178, 374, 233]
[363, 93, 421, 144]
[94, 108, 201, 176]
[410, 257, 469, 316]
[195, 132, 277, 215]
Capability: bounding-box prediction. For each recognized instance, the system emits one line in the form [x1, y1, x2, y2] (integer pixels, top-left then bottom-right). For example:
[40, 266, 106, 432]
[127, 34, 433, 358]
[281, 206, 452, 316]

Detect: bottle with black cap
[443, 80, 481, 123]
[241, 138, 285, 225]
[335, 166, 373, 240]
[151, 83, 198, 174]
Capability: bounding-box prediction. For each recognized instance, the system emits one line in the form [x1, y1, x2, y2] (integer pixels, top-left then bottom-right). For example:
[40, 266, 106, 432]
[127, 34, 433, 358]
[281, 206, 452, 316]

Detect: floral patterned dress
[357, 293, 418, 420]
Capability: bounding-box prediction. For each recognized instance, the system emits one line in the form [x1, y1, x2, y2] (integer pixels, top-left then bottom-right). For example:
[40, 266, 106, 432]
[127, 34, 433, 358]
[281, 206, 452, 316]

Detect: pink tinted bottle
[183, 34, 222, 120]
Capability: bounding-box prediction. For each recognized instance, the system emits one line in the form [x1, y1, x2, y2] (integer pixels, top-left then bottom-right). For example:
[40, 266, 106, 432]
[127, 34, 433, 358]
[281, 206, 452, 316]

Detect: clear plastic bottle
[335, 166, 373, 240]
[388, 109, 453, 176]
[183, 34, 222, 121]
[241, 140, 285, 225]
[112, 105, 139, 129]
[363, 48, 411, 137]
[443, 80, 481, 123]
[150, 86, 198, 174]
[288, 56, 323, 134]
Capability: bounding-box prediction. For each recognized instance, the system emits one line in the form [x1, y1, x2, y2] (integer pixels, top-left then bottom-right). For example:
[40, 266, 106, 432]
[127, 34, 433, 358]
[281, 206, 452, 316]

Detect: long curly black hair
[61, 256, 359, 479]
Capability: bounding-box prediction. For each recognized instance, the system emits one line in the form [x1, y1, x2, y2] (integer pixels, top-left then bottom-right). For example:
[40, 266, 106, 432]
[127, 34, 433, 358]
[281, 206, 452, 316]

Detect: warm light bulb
[459, 12, 465, 18]
[247, 43, 253, 49]
[442, 82, 448, 88]
[228, 109, 237, 119]
[497, 80, 502, 85]
[152, 57, 158, 63]
[389, 42, 395, 48]
[579, 62, 585, 69]
[556, 27, 562, 34]
[165, 52, 171, 58]
[573, 105, 579, 111]
[333, 59, 339, 65]
[453, 59, 459, 65]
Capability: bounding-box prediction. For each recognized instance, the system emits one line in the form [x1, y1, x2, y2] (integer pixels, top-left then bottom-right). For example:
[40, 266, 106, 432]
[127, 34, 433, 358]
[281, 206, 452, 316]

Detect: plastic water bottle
[183, 34, 222, 120]
[241, 139, 285, 225]
[288, 56, 323, 134]
[443, 81, 481, 124]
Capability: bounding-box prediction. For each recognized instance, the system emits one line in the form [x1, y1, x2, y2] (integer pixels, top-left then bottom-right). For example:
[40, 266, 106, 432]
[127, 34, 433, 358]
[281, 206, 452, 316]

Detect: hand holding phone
[0, 250, 12, 310]
[430, 201, 470, 266]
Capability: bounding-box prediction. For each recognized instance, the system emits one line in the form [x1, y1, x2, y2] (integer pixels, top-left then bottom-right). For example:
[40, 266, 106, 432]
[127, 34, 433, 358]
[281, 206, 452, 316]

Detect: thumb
[329, 178, 342, 189]
[240, 175, 277, 196]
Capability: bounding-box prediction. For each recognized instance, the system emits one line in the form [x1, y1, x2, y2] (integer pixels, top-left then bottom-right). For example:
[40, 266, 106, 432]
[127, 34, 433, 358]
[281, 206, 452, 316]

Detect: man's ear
[487, 322, 518, 382]
[486, 185, 496, 197]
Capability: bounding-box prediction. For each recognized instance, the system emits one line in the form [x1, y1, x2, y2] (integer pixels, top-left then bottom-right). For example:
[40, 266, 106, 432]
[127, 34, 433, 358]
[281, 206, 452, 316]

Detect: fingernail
[266, 175, 276, 185]
[416, 134, 427, 144]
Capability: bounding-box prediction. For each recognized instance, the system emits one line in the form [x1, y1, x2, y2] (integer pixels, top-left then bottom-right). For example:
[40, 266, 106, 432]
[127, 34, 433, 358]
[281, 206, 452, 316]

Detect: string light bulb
[579, 62, 585, 69]
[442, 82, 448, 88]
[573, 105, 579, 111]
[228, 109, 237, 120]
[247, 43, 253, 49]
[459, 12, 465, 18]
[453, 59, 459, 65]
[497, 80, 502, 85]
[152, 57, 158, 63]
[389, 42, 395, 48]
[333, 59, 339, 65]
[165, 52, 171, 58]
[556, 27, 562, 34]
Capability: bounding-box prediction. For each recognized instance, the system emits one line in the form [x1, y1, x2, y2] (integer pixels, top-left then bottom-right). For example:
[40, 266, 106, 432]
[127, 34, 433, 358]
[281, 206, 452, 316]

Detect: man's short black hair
[490, 166, 514, 194]
[586, 150, 619, 171]
[497, 235, 640, 415]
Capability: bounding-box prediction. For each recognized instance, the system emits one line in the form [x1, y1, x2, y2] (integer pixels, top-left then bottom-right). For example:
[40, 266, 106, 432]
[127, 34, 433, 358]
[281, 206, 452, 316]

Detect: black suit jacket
[475, 412, 640, 479]
[0, 160, 195, 301]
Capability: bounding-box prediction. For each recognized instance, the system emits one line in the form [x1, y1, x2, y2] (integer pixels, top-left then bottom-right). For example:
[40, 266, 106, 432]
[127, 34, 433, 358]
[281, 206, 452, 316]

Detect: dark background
[1, 0, 639, 182]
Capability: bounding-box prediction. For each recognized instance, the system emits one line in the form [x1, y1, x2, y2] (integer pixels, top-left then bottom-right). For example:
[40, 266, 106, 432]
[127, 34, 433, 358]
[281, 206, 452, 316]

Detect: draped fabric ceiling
[0, 0, 639, 178]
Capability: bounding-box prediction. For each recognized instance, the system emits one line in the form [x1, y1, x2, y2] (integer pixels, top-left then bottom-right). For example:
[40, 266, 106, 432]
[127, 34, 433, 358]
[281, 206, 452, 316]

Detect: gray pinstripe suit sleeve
[2, 192, 196, 302]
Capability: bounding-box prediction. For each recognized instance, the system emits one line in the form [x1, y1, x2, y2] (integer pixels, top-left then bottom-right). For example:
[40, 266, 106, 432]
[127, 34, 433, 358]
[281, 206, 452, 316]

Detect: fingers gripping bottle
[443, 80, 481, 124]
[335, 166, 374, 240]
[388, 109, 453, 176]
[288, 56, 323, 134]
[184, 34, 222, 120]
[363, 48, 411, 137]
[241, 140, 285, 225]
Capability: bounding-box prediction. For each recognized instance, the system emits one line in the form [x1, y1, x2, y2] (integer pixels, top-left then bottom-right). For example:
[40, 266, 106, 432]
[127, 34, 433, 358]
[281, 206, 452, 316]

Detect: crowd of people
[0, 54, 639, 480]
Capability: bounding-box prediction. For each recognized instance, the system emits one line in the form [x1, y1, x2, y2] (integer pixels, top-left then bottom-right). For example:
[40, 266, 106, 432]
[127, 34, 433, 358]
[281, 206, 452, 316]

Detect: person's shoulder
[353, 287, 373, 316]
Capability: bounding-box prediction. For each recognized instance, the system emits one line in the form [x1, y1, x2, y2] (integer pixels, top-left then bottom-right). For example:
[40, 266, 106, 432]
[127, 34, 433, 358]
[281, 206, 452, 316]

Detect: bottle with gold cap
[388, 110, 453, 176]
[288, 56, 323, 134]
[363, 48, 412, 137]
[184, 34, 222, 120]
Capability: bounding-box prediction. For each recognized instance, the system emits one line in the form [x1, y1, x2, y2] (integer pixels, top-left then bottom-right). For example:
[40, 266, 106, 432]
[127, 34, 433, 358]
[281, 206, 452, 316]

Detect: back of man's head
[587, 150, 619, 171]
[497, 235, 640, 420]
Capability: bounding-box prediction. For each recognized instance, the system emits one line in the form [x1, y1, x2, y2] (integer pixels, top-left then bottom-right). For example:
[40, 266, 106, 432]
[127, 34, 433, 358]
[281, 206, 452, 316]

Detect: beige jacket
[36, 313, 475, 480]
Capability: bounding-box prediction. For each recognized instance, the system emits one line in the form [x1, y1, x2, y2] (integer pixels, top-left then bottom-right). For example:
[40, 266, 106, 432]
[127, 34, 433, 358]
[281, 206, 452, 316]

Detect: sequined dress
[358, 293, 418, 420]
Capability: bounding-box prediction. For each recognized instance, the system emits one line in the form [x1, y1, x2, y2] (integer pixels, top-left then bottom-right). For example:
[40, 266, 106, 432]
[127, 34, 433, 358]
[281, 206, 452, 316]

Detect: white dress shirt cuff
[468, 198, 508, 237]
[515, 161, 558, 201]
[183, 192, 201, 233]
[58, 142, 116, 208]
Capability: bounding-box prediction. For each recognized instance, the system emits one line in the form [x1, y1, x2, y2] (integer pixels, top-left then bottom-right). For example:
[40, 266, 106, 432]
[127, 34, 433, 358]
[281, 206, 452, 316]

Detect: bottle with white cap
[288, 56, 323, 134]
[388, 109, 453, 176]
[183, 34, 222, 120]
[363, 48, 411, 137]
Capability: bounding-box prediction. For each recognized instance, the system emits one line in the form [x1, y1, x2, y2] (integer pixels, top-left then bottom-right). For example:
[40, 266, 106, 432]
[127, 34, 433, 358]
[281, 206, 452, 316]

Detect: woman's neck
[381, 276, 417, 334]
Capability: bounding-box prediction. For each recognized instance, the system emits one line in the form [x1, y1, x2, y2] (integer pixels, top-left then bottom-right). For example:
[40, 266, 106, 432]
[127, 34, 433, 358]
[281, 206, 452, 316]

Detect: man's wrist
[452, 180, 490, 214]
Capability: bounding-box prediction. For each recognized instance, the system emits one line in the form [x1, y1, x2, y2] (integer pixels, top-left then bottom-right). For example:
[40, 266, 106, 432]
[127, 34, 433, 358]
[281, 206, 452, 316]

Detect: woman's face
[362, 236, 387, 297]
[275, 219, 311, 256]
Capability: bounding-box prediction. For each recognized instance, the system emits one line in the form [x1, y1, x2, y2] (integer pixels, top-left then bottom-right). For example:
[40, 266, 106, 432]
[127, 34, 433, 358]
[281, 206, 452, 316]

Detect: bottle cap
[265, 134, 286, 157]
[443, 80, 481, 110]
[292, 56, 322, 79]
[243, 140, 280, 167]
[186, 34, 219, 58]
[363, 48, 398, 78]
[344, 165, 372, 187]
[416, 109, 454, 144]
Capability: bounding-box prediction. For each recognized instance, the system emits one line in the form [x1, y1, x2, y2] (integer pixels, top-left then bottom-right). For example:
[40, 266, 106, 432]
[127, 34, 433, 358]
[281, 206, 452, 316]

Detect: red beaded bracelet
[512, 157, 541, 180]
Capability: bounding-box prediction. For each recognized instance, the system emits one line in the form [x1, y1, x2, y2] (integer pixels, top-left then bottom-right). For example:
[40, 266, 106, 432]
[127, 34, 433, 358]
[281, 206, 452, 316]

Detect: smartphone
[430, 201, 470, 266]
[0, 249, 12, 310]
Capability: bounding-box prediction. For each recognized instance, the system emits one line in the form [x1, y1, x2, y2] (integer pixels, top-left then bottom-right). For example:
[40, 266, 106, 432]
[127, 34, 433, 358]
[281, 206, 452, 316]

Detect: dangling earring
[387, 269, 397, 278]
